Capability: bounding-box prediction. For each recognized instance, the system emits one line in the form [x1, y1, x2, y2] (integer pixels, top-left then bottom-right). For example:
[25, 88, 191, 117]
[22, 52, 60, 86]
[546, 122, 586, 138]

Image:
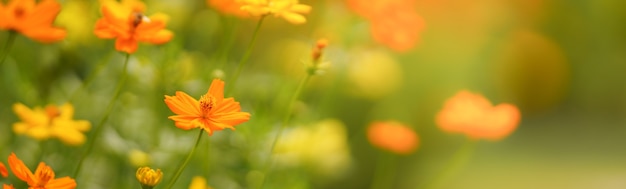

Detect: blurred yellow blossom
[347, 49, 403, 99]
[94, 0, 173, 53]
[12, 103, 91, 146]
[240, 0, 312, 24]
[275, 119, 352, 177]
[55, 0, 97, 47]
[0, 0, 66, 43]
[128, 149, 151, 167]
[8, 152, 77, 189]
[136, 167, 163, 188]
[188, 176, 213, 189]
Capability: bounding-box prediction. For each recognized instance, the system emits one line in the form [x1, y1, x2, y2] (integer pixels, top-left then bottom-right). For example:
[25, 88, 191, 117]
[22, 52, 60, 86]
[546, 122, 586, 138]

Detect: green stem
[164, 129, 204, 189]
[422, 140, 477, 189]
[257, 73, 313, 189]
[370, 152, 397, 189]
[227, 16, 265, 93]
[72, 53, 131, 178]
[66, 51, 114, 102]
[0, 31, 17, 67]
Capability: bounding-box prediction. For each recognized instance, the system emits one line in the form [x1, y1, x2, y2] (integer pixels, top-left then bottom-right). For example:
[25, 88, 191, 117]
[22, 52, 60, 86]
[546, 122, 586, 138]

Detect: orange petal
[168, 115, 200, 130]
[45, 176, 77, 189]
[3, 184, 14, 189]
[20, 26, 66, 43]
[115, 38, 138, 54]
[7, 153, 36, 186]
[0, 162, 7, 177]
[213, 98, 241, 114]
[164, 92, 201, 116]
[207, 79, 225, 102]
[211, 112, 251, 127]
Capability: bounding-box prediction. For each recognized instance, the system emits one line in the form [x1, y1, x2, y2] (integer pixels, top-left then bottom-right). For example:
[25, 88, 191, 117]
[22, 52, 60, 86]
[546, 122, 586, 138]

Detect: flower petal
[8, 153, 36, 186]
[164, 91, 201, 116]
[45, 176, 77, 189]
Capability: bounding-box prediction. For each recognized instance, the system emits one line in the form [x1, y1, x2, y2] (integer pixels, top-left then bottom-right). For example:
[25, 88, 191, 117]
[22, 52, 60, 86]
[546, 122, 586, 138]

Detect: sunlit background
[1, 0, 626, 188]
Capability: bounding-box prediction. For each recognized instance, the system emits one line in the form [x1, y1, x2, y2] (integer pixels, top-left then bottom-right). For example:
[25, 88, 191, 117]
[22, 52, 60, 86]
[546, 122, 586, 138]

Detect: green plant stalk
[164, 129, 204, 189]
[67, 51, 115, 102]
[257, 72, 313, 189]
[370, 151, 397, 189]
[0, 31, 17, 67]
[422, 140, 478, 189]
[227, 16, 265, 93]
[72, 53, 131, 178]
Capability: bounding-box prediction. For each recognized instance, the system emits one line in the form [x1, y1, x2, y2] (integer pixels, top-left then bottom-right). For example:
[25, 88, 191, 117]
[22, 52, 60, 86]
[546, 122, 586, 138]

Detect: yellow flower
[8, 152, 77, 189]
[240, 0, 311, 24]
[12, 103, 91, 146]
[164, 79, 251, 135]
[188, 176, 213, 189]
[0, 0, 66, 43]
[136, 167, 163, 188]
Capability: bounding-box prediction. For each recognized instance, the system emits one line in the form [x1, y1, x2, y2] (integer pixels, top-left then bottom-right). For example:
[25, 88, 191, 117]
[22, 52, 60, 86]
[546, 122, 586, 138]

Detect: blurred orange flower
[367, 121, 419, 155]
[0, 162, 7, 177]
[94, 0, 173, 54]
[3, 184, 13, 189]
[207, 0, 249, 18]
[0, 0, 66, 43]
[346, 0, 425, 52]
[240, 0, 312, 24]
[13, 103, 91, 146]
[8, 152, 77, 189]
[164, 79, 251, 135]
[436, 90, 521, 140]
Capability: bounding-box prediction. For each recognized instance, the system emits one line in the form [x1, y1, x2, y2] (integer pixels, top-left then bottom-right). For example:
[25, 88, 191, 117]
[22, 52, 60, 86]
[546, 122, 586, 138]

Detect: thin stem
[228, 16, 265, 93]
[422, 140, 478, 189]
[66, 51, 114, 102]
[72, 53, 131, 178]
[0, 31, 17, 67]
[257, 73, 313, 189]
[164, 129, 204, 189]
[370, 151, 397, 189]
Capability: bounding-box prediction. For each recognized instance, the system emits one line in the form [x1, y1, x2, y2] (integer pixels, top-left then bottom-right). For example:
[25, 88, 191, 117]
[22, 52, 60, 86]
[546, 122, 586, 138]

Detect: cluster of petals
[13, 103, 91, 146]
[164, 79, 251, 135]
[240, 0, 312, 24]
[0, 0, 66, 43]
[7, 152, 76, 189]
[94, 0, 173, 54]
[367, 121, 419, 155]
[436, 90, 521, 140]
[346, 0, 425, 52]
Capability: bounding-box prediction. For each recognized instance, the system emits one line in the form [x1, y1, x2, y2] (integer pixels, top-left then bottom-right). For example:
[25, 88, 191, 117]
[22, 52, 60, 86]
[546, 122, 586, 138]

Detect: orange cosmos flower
[164, 79, 251, 135]
[207, 0, 250, 18]
[3, 184, 14, 189]
[0, 162, 7, 177]
[7, 152, 76, 189]
[436, 90, 521, 140]
[94, 0, 173, 54]
[367, 121, 419, 155]
[0, 0, 66, 43]
[346, 0, 425, 52]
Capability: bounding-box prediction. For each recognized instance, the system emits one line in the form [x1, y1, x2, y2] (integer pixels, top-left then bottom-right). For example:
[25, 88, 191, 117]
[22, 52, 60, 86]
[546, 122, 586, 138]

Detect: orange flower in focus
[3, 184, 14, 189]
[94, 0, 173, 54]
[0, 0, 66, 43]
[164, 79, 251, 135]
[207, 0, 249, 18]
[346, 0, 425, 52]
[0, 162, 7, 177]
[7, 152, 77, 189]
[436, 90, 521, 140]
[367, 121, 419, 155]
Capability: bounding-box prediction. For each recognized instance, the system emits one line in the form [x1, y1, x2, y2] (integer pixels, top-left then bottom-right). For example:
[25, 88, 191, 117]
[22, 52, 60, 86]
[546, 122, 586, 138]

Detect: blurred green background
[1, 0, 626, 188]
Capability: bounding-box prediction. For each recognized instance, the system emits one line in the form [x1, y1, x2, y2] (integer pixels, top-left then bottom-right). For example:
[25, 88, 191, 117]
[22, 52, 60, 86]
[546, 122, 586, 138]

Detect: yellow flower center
[199, 94, 216, 114]
[35, 166, 54, 186]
